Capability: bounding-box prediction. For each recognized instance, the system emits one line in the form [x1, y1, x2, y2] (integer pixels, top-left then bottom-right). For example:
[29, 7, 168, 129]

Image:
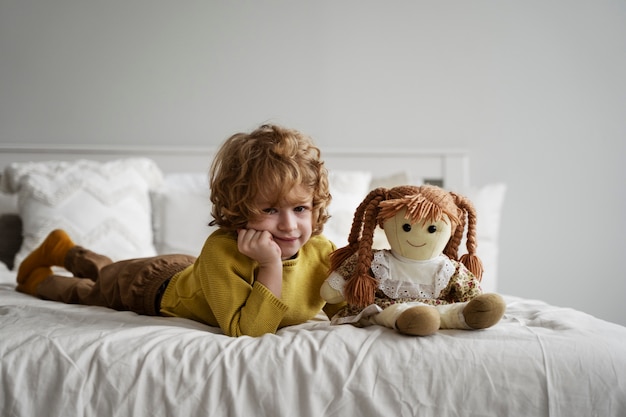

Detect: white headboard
[0, 145, 469, 191]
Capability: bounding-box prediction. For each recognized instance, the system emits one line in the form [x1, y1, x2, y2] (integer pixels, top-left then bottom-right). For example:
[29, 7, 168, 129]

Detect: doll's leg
[462, 293, 506, 329]
[437, 294, 506, 330]
[437, 303, 471, 329]
[367, 303, 407, 328]
[370, 302, 440, 336]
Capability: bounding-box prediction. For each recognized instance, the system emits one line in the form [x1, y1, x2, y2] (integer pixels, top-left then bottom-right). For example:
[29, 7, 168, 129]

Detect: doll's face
[383, 208, 452, 260]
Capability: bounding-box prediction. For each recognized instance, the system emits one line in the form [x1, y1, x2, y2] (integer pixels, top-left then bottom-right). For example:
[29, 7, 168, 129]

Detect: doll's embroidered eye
[428, 225, 437, 233]
[402, 224, 412, 232]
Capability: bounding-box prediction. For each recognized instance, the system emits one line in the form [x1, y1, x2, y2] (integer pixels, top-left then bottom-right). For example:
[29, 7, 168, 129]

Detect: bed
[1, 145, 625, 417]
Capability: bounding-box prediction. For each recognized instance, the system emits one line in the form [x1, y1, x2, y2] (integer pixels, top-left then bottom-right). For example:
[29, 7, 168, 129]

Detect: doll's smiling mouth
[406, 241, 426, 248]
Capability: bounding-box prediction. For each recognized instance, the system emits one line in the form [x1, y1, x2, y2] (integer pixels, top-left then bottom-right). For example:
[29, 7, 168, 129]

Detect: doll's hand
[320, 281, 345, 304]
[237, 229, 282, 266]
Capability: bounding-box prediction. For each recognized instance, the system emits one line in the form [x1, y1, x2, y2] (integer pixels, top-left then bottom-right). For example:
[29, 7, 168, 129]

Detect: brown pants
[37, 246, 196, 316]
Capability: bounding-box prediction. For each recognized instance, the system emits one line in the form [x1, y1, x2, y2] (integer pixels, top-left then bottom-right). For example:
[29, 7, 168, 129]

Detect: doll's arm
[320, 271, 346, 304]
[321, 251, 361, 304]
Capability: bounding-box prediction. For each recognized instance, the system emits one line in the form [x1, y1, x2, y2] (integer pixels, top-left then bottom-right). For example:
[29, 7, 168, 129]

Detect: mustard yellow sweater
[160, 229, 342, 337]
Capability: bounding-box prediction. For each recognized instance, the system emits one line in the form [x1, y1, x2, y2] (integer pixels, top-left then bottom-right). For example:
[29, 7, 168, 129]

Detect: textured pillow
[151, 173, 216, 256]
[1, 158, 163, 269]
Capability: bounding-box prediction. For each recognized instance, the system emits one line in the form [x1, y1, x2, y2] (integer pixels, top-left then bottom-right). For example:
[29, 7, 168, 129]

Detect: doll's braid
[329, 188, 386, 271]
[339, 188, 388, 307]
[449, 192, 484, 280]
[444, 205, 464, 261]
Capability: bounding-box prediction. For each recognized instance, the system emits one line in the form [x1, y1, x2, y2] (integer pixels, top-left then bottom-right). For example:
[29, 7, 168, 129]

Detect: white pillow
[459, 183, 507, 293]
[324, 171, 373, 247]
[1, 158, 163, 269]
[151, 173, 216, 256]
[151, 170, 374, 255]
[369, 171, 413, 190]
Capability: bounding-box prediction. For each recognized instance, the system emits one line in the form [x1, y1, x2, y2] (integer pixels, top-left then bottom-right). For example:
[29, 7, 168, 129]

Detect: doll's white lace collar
[371, 250, 455, 300]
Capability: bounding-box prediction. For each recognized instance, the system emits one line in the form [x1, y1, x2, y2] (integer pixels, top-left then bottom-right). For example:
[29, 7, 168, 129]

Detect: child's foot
[396, 305, 441, 336]
[17, 229, 75, 285]
[16, 267, 52, 296]
[463, 293, 506, 329]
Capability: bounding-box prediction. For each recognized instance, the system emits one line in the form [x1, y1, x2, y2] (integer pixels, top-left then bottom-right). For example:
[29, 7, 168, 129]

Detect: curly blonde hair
[209, 124, 331, 234]
[330, 185, 483, 307]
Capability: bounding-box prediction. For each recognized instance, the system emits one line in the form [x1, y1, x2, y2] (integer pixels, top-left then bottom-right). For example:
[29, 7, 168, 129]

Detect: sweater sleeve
[196, 232, 289, 337]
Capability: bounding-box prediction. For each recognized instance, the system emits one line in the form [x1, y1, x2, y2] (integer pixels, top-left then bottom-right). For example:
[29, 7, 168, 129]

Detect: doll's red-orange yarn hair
[329, 185, 483, 307]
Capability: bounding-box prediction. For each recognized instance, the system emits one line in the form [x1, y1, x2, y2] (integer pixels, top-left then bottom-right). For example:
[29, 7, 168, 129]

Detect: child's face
[246, 184, 314, 260]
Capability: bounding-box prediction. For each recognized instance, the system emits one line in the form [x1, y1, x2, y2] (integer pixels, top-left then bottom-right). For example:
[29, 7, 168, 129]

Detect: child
[16, 124, 344, 337]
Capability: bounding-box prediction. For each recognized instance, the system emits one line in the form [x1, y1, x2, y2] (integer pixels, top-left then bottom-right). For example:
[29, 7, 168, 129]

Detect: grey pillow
[0, 214, 22, 270]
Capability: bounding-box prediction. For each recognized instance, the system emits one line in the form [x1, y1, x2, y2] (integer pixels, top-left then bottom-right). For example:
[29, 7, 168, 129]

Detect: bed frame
[0, 144, 470, 191]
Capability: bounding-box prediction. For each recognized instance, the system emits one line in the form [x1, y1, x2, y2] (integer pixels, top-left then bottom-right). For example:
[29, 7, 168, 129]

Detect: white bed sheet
[1, 269, 625, 417]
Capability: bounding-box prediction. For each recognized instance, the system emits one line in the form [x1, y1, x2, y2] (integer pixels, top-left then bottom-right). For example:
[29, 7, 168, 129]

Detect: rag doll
[321, 185, 505, 336]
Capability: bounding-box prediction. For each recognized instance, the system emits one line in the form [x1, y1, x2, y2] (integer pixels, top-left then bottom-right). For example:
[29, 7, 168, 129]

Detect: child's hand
[237, 229, 283, 297]
[237, 229, 282, 266]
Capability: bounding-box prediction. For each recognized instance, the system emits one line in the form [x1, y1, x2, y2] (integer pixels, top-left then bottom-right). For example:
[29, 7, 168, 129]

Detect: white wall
[1, 1, 625, 326]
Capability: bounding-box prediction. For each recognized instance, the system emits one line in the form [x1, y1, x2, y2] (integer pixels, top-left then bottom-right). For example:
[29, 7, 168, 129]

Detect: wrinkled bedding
[1, 272, 625, 417]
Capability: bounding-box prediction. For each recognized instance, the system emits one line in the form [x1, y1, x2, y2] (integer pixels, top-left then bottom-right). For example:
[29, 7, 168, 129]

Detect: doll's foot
[16, 267, 53, 296]
[396, 305, 440, 336]
[17, 229, 75, 285]
[463, 293, 506, 329]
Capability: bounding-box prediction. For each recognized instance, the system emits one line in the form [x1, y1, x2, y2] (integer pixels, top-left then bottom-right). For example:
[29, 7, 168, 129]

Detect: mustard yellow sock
[16, 267, 53, 296]
[17, 229, 75, 284]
